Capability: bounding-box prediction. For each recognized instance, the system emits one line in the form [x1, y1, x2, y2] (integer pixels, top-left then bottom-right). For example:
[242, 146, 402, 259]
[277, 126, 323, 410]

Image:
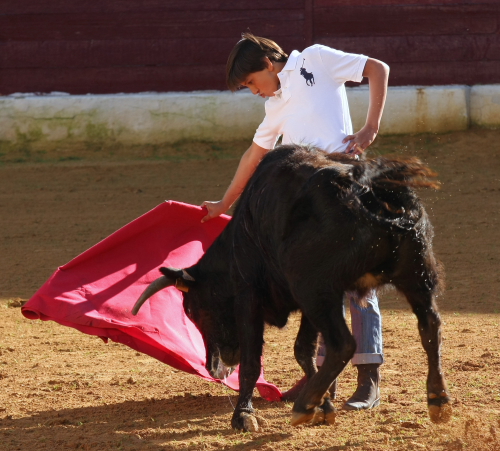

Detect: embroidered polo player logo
[300, 59, 315, 86]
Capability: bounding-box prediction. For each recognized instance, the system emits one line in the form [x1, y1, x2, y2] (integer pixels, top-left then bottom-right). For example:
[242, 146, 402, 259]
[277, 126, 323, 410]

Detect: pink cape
[22, 201, 282, 401]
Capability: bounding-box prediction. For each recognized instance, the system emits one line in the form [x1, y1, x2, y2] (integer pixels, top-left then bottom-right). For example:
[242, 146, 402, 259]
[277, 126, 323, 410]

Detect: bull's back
[231, 145, 433, 289]
[237, 146, 358, 237]
[232, 147, 367, 273]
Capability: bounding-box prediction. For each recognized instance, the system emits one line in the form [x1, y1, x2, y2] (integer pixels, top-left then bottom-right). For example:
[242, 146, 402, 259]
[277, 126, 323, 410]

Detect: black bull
[133, 145, 451, 431]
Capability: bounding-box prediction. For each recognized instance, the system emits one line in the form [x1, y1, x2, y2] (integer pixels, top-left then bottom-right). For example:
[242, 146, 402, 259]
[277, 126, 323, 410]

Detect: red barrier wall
[0, 1, 498, 94]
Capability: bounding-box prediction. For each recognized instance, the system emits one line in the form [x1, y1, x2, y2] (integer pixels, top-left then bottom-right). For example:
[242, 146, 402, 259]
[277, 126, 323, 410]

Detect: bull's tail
[360, 157, 439, 190]
[343, 156, 439, 230]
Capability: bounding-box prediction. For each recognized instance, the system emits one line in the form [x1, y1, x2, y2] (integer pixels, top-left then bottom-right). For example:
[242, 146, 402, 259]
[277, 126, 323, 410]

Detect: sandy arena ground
[0, 129, 499, 450]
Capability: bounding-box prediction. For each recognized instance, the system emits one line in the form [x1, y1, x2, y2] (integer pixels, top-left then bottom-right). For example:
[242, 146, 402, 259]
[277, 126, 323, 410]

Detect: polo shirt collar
[274, 50, 301, 101]
[282, 50, 301, 71]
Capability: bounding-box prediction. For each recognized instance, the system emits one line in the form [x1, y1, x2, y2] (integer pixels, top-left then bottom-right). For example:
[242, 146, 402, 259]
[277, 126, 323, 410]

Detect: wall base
[0, 85, 497, 151]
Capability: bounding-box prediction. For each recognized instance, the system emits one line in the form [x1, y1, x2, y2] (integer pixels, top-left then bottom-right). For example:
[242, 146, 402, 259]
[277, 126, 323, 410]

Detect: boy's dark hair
[226, 32, 288, 92]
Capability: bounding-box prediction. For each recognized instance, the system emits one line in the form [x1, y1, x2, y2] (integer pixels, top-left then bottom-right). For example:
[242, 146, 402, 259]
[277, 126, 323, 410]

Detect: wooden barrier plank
[0, 39, 231, 68]
[0, 10, 304, 41]
[3, 0, 496, 15]
[386, 60, 500, 86]
[0, 36, 305, 69]
[0, 65, 233, 95]
[316, 35, 500, 63]
[315, 0, 499, 5]
[4, 34, 497, 70]
[2, 60, 498, 96]
[0, 0, 302, 15]
[314, 5, 499, 37]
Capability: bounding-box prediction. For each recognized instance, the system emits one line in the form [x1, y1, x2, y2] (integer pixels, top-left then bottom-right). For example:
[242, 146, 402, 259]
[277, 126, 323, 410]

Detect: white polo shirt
[253, 44, 367, 154]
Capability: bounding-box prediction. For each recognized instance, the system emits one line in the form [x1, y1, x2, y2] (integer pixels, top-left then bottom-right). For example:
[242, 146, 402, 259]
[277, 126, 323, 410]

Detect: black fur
[148, 145, 450, 429]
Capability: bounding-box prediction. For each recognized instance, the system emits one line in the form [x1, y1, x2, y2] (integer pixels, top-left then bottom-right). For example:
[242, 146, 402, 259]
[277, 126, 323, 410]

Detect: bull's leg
[282, 315, 337, 408]
[291, 293, 356, 427]
[294, 314, 320, 379]
[231, 293, 267, 432]
[397, 286, 452, 423]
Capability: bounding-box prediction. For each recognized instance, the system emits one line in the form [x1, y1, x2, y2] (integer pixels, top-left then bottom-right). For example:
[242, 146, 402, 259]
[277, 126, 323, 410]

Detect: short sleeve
[253, 112, 280, 150]
[317, 45, 367, 84]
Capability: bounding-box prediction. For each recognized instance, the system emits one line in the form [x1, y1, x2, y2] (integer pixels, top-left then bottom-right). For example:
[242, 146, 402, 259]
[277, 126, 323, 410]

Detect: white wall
[0, 85, 496, 150]
[470, 85, 500, 128]
[349, 85, 469, 134]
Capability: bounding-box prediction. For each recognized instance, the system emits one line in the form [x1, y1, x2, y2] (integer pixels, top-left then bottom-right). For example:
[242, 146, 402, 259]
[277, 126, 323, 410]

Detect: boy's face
[241, 58, 280, 98]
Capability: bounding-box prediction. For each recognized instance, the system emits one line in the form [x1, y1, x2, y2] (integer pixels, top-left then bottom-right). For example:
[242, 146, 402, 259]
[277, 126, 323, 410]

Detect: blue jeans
[348, 290, 384, 365]
[317, 289, 384, 366]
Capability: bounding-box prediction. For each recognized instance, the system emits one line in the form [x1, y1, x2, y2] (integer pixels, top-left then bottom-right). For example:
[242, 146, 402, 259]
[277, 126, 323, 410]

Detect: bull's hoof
[291, 409, 316, 427]
[428, 393, 452, 423]
[291, 408, 336, 427]
[232, 411, 268, 432]
[291, 398, 336, 427]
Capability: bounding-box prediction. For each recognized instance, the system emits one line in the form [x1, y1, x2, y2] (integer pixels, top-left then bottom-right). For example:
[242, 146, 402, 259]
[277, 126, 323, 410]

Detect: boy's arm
[201, 141, 270, 222]
[343, 58, 390, 155]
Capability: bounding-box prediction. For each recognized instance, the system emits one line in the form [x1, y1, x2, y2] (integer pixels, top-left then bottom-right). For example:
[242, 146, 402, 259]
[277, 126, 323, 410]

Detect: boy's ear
[263, 57, 273, 71]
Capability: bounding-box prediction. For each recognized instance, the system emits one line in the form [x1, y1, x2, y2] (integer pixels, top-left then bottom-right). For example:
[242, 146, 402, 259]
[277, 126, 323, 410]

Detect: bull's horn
[132, 276, 173, 315]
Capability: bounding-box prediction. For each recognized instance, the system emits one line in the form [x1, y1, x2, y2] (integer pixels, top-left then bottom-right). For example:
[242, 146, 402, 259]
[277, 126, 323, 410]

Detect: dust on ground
[0, 129, 499, 450]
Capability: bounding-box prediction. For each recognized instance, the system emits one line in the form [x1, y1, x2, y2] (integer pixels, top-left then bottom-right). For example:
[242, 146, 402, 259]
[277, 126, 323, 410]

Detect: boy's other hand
[201, 200, 228, 223]
[343, 125, 378, 155]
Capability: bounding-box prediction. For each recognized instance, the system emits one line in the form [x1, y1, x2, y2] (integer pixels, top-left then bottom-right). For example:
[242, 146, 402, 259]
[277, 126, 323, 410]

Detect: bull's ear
[160, 267, 196, 293]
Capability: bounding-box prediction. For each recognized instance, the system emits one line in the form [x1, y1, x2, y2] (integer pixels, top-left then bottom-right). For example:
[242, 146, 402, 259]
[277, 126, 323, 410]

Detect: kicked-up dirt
[0, 129, 499, 450]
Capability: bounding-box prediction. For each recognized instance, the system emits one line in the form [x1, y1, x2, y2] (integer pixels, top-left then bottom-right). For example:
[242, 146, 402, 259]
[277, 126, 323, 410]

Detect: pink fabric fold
[22, 201, 282, 401]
